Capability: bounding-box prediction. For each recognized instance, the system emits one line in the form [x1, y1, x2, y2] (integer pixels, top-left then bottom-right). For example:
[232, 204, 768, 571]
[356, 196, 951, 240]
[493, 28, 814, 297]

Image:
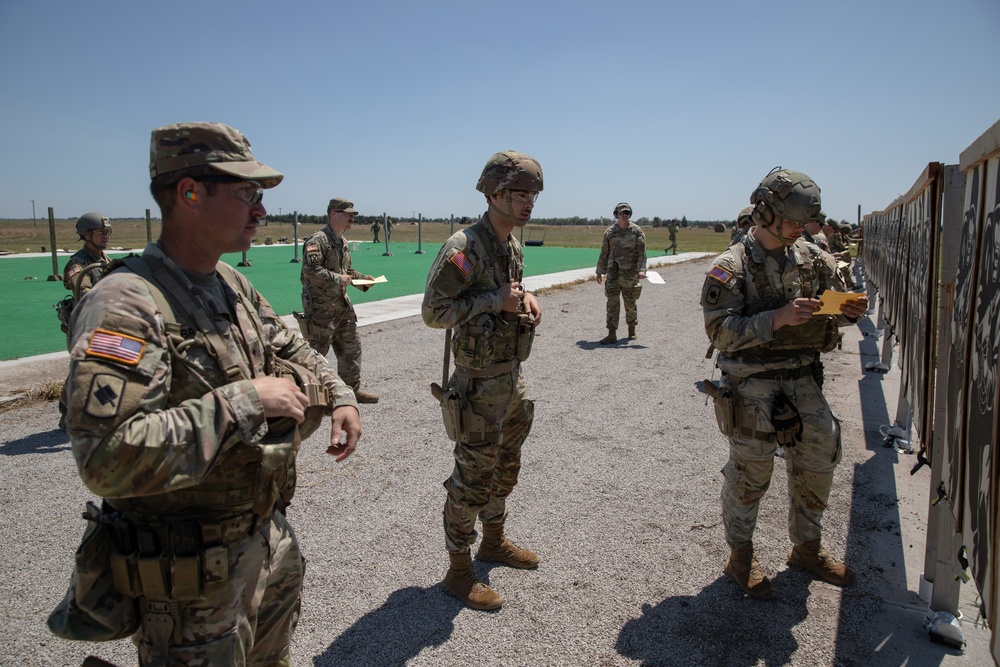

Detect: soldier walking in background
[596, 202, 646, 344]
[57, 122, 361, 665]
[701, 168, 868, 600]
[385, 217, 394, 242]
[666, 220, 678, 254]
[300, 198, 380, 403]
[371, 219, 381, 243]
[422, 150, 544, 610]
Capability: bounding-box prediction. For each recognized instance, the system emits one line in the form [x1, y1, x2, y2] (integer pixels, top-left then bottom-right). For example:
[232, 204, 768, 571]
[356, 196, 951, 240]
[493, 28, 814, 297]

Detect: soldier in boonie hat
[327, 198, 358, 214]
[149, 122, 283, 188]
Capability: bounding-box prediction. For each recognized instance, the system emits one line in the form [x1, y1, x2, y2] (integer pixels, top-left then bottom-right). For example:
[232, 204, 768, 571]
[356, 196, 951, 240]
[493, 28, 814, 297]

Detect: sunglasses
[194, 175, 264, 206]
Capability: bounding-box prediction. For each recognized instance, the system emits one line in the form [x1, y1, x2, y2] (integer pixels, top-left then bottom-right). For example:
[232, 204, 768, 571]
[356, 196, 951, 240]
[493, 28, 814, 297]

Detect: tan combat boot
[353, 388, 380, 404]
[599, 328, 617, 345]
[627, 324, 637, 339]
[442, 550, 503, 610]
[724, 544, 776, 599]
[787, 540, 856, 586]
[477, 521, 541, 569]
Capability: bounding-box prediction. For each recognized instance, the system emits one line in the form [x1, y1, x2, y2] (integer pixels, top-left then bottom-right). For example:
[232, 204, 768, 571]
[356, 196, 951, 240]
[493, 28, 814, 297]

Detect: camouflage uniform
[422, 214, 535, 552]
[371, 220, 380, 243]
[666, 222, 678, 254]
[63, 246, 110, 297]
[702, 232, 852, 551]
[597, 222, 646, 330]
[300, 226, 372, 390]
[801, 228, 829, 251]
[66, 243, 358, 666]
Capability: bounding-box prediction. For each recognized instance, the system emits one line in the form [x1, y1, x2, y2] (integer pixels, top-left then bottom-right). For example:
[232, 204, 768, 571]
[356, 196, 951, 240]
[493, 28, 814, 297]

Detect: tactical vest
[452, 223, 534, 373]
[99, 254, 302, 520]
[729, 238, 840, 361]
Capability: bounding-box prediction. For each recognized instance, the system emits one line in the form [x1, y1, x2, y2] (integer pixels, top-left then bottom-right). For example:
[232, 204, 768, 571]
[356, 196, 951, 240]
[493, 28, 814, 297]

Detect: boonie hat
[149, 122, 283, 189]
[327, 198, 358, 214]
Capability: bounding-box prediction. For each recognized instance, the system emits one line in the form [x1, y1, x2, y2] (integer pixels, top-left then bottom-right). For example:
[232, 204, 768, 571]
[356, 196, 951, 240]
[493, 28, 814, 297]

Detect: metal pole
[31, 200, 36, 227]
[290, 211, 302, 263]
[145, 209, 152, 244]
[382, 212, 392, 256]
[47, 207, 60, 281]
[416, 213, 425, 254]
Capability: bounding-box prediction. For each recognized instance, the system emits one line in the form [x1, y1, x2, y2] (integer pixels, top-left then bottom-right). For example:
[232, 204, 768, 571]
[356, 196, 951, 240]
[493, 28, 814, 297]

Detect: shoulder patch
[304, 243, 318, 253]
[86, 328, 145, 365]
[66, 264, 82, 278]
[84, 373, 125, 419]
[447, 248, 473, 276]
[708, 265, 733, 284]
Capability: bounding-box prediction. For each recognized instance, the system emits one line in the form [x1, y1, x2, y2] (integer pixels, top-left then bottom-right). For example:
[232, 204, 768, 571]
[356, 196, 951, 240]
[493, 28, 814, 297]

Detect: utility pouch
[704, 379, 737, 437]
[515, 313, 535, 362]
[267, 358, 327, 440]
[54, 296, 74, 335]
[47, 502, 140, 642]
[770, 391, 804, 447]
[454, 315, 496, 370]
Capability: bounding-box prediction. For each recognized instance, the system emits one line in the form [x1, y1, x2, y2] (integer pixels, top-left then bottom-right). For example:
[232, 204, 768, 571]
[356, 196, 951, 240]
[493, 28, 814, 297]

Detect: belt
[462, 358, 519, 379]
[117, 508, 264, 547]
[730, 364, 815, 382]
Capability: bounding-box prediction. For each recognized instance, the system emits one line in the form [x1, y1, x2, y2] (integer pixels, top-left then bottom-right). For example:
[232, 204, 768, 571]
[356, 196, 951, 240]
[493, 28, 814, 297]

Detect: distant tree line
[259, 213, 739, 228]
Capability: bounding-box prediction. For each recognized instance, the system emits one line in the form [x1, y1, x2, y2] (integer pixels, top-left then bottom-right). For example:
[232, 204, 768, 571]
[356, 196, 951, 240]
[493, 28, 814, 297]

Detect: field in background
[0, 219, 734, 256]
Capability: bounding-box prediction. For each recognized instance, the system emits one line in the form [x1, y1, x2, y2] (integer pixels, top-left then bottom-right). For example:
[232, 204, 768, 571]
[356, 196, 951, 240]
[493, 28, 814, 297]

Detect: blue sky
[1, 0, 997, 225]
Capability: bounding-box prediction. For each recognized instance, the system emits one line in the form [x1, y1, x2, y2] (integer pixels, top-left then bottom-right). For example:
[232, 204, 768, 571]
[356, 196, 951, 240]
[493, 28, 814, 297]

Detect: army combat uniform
[422, 214, 536, 553]
[702, 232, 853, 556]
[66, 242, 357, 665]
[63, 246, 110, 298]
[300, 226, 372, 392]
[597, 221, 646, 331]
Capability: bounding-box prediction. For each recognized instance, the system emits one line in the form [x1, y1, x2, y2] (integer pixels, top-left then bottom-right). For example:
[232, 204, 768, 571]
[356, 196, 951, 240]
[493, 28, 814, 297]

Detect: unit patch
[706, 284, 722, 305]
[85, 373, 125, 419]
[86, 328, 145, 365]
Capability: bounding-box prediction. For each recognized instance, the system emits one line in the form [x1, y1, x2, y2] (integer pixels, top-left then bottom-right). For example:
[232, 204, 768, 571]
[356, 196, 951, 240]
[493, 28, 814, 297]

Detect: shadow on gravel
[616, 574, 810, 665]
[0, 427, 69, 455]
[574, 340, 650, 350]
[312, 585, 460, 666]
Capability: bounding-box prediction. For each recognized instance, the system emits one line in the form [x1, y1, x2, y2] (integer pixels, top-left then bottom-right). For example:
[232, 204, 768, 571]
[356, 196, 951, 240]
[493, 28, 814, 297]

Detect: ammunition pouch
[765, 314, 840, 354]
[265, 358, 330, 440]
[47, 502, 140, 642]
[454, 312, 534, 370]
[770, 391, 804, 447]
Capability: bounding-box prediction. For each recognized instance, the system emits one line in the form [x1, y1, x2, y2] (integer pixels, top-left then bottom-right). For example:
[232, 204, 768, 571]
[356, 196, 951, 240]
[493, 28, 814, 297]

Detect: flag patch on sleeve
[86, 328, 145, 365]
[304, 244, 318, 253]
[448, 249, 473, 276]
[708, 266, 733, 284]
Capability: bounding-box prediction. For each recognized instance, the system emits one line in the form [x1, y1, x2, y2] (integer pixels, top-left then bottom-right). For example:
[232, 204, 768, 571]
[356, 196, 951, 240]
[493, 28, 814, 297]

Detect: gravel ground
[0, 256, 991, 666]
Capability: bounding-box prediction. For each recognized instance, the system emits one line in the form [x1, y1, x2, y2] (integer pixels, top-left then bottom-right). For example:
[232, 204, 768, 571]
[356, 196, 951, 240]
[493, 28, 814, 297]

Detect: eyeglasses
[510, 191, 539, 204]
[194, 175, 264, 206]
[229, 181, 264, 206]
[617, 210, 632, 217]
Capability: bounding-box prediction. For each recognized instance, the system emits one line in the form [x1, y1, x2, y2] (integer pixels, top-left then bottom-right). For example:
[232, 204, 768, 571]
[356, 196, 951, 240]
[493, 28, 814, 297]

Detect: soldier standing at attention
[300, 198, 380, 403]
[596, 202, 646, 344]
[701, 168, 868, 600]
[62, 122, 361, 664]
[63, 212, 113, 302]
[371, 218, 381, 243]
[422, 150, 544, 610]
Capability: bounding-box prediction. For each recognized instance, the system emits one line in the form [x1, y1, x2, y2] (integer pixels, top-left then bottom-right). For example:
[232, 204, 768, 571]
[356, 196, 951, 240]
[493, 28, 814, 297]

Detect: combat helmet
[750, 168, 822, 226]
[614, 202, 632, 216]
[476, 151, 543, 195]
[76, 212, 112, 239]
[736, 206, 754, 228]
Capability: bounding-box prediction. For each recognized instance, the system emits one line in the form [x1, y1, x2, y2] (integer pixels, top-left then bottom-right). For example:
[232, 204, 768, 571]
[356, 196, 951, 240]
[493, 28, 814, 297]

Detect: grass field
[0, 218, 735, 255]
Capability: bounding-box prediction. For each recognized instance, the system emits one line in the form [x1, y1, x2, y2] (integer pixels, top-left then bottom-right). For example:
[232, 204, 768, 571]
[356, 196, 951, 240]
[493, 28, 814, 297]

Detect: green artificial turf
[0, 241, 602, 359]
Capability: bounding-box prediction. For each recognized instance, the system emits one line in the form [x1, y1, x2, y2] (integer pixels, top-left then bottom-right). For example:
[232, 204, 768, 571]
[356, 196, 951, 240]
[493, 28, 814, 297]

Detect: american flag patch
[708, 266, 733, 284]
[86, 328, 145, 365]
[304, 243, 318, 253]
[448, 249, 473, 276]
